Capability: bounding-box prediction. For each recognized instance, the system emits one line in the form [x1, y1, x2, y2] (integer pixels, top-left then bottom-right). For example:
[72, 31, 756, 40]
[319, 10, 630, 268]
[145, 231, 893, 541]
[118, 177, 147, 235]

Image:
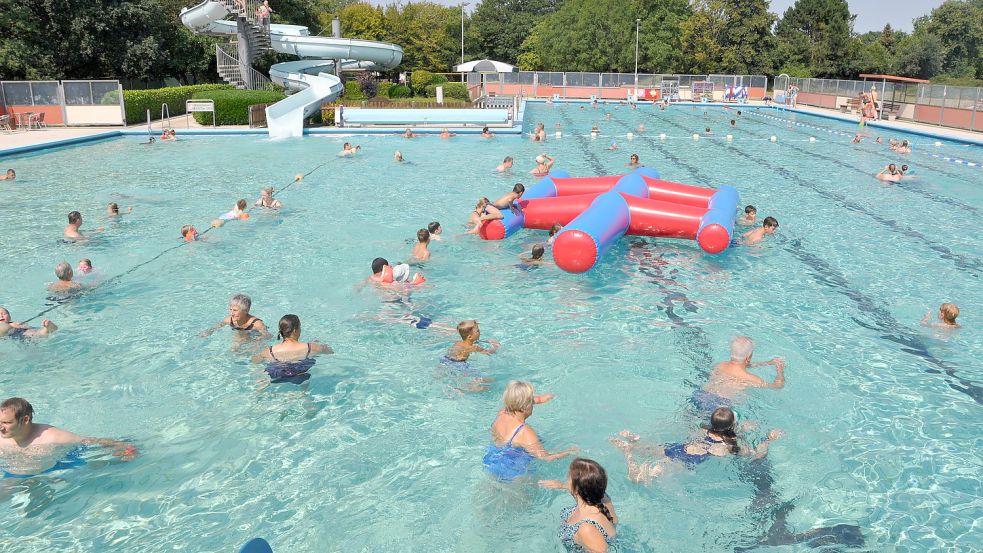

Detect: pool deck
[2, 101, 980, 157]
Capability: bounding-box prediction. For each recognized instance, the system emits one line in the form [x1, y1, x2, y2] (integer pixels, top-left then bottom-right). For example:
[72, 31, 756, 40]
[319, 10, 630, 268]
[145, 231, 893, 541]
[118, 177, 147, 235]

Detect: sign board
[641, 88, 662, 100]
[436, 86, 444, 104]
[185, 99, 216, 127]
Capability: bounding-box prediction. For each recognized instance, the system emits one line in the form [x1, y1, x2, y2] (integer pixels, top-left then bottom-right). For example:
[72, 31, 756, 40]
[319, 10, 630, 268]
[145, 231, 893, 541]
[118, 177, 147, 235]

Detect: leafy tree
[339, 2, 386, 41]
[469, 0, 561, 64]
[680, 0, 774, 74]
[896, 27, 945, 79]
[382, 2, 459, 72]
[920, 0, 983, 78]
[774, 0, 854, 77]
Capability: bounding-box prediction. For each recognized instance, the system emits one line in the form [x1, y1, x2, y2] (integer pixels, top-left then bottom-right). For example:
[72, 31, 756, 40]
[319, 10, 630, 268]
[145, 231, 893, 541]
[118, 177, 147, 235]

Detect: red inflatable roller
[624, 195, 705, 238]
[479, 219, 505, 240]
[552, 229, 599, 273]
[551, 176, 624, 197]
[697, 223, 731, 254]
[642, 177, 716, 208]
[522, 194, 600, 230]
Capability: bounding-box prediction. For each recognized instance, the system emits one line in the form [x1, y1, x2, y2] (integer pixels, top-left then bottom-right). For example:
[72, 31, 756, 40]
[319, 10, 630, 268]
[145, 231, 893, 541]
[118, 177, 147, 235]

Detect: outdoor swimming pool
[1, 103, 980, 552]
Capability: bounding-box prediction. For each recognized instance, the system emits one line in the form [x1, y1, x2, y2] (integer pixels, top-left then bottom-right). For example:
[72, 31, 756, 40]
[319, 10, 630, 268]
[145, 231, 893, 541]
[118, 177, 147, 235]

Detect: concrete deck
[771, 103, 983, 145]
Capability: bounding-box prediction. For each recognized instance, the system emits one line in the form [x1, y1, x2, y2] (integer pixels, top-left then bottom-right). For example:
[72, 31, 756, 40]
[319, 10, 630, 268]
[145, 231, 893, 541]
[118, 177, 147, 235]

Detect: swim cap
[535, 155, 545, 164]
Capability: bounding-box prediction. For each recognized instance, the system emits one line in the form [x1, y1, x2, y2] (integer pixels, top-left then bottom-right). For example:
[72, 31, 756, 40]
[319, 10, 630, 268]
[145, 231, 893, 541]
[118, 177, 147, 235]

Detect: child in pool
[742, 216, 778, 245]
[737, 205, 757, 226]
[445, 320, 500, 362]
[519, 244, 547, 265]
[77, 258, 93, 275]
[220, 199, 248, 220]
[922, 303, 960, 328]
[427, 221, 442, 241]
[548, 223, 562, 245]
[411, 229, 431, 261]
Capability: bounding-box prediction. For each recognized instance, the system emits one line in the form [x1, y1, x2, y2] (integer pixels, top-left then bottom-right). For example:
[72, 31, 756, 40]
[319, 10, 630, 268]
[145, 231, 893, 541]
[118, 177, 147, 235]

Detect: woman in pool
[627, 153, 642, 168]
[483, 380, 576, 481]
[531, 154, 555, 177]
[0, 307, 57, 339]
[540, 458, 618, 553]
[251, 314, 332, 384]
[467, 197, 503, 233]
[201, 293, 271, 342]
[254, 187, 282, 209]
[609, 407, 782, 485]
[875, 164, 903, 183]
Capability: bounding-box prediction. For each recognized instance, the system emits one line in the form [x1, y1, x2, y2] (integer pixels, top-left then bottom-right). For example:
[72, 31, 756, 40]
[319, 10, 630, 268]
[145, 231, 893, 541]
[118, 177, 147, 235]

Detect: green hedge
[190, 89, 286, 125]
[424, 82, 470, 101]
[122, 84, 232, 125]
[377, 81, 392, 98]
[342, 80, 366, 100]
[387, 84, 411, 98]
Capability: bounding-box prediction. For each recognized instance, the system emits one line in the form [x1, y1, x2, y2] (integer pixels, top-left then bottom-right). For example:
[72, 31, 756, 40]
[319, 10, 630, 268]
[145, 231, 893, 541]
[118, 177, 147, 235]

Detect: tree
[896, 28, 945, 79]
[382, 2, 459, 72]
[470, 0, 561, 64]
[339, 2, 386, 41]
[921, 0, 983, 78]
[774, 0, 854, 77]
[680, 0, 775, 74]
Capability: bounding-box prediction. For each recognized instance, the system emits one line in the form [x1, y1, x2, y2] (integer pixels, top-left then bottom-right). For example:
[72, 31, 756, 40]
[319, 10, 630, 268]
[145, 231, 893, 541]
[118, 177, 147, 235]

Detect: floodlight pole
[461, 3, 469, 66]
[634, 18, 641, 91]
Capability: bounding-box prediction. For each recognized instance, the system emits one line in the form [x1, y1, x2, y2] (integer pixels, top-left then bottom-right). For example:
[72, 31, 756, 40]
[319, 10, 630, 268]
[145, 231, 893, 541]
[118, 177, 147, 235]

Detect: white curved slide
[180, 1, 402, 138]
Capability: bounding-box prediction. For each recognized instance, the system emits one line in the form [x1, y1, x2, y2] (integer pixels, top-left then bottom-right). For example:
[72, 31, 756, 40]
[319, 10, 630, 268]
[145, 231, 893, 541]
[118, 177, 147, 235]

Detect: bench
[839, 98, 861, 113]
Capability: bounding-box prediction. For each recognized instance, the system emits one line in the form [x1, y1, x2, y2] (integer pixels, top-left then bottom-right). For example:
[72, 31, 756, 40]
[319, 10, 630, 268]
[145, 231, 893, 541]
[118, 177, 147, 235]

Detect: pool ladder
[145, 104, 173, 136]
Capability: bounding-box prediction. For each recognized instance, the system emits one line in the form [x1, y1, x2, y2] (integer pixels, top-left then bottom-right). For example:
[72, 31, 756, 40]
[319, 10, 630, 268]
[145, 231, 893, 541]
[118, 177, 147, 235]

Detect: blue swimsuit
[558, 505, 614, 552]
[483, 423, 534, 481]
[664, 435, 725, 466]
[689, 389, 733, 415]
[265, 343, 315, 384]
[3, 446, 87, 478]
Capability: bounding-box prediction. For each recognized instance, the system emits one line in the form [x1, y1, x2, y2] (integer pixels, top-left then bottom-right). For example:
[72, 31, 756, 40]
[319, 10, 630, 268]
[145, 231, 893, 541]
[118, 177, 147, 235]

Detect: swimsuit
[558, 505, 614, 552]
[265, 343, 315, 384]
[408, 316, 432, 329]
[664, 434, 725, 466]
[6, 327, 28, 340]
[483, 423, 534, 481]
[3, 446, 86, 478]
[689, 389, 733, 415]
[230, 317, 261, 331]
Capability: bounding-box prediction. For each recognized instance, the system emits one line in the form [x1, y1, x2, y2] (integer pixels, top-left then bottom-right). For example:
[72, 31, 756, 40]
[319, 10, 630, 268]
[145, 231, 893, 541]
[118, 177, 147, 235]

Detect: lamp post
[634, 18, 641, 92]
[461, 3, 469, 66]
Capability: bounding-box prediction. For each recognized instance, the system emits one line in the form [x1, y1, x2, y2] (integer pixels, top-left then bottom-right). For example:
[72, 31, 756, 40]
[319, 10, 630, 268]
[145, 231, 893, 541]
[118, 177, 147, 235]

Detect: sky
[368, 0, 945, 33]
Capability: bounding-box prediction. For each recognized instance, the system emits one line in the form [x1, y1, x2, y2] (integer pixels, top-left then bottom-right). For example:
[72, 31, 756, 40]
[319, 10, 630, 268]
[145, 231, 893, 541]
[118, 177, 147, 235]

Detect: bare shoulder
[35, 424, 83, 445]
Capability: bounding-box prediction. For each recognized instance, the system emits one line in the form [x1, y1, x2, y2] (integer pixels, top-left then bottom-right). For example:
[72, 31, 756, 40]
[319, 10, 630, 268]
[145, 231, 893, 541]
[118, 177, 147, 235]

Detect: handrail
[146, 109, 152, 135]
[161, 103, 171, 129]
[216, 43, 277, 91]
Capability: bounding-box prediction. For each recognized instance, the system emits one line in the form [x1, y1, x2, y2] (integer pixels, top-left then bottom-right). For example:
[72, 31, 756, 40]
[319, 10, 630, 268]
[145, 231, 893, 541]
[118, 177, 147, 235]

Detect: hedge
[377, 81, 392, 98]
[387, 84, 411, 98]
[424, 82, 470, 101]
[122, 84, 232, 125]
[342, 80, 366, 100]
[190, 89, 286, 125]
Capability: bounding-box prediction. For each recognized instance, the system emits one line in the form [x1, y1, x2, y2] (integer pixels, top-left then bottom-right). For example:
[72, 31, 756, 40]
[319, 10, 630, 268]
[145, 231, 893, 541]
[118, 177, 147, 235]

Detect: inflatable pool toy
[239, 538, 273, 553]
[478, 167, 739, 273]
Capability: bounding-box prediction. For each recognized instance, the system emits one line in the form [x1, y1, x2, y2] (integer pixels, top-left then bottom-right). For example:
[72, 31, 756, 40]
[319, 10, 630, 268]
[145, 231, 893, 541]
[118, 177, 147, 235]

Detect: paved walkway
[778, 103, 982, 144]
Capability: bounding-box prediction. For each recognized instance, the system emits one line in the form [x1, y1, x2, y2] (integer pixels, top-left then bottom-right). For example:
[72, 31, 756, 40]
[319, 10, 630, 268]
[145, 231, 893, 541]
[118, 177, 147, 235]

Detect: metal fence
[475, 72, 768, 100]
[1, 80, 125, 126]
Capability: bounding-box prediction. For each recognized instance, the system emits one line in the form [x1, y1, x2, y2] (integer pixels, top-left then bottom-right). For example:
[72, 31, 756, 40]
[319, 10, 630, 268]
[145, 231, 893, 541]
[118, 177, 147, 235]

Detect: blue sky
[368, 0, 944, 33]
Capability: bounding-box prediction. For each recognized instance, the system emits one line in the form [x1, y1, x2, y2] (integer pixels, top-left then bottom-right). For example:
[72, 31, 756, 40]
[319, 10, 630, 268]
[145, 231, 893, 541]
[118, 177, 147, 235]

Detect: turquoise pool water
[1, 104, 980, 552]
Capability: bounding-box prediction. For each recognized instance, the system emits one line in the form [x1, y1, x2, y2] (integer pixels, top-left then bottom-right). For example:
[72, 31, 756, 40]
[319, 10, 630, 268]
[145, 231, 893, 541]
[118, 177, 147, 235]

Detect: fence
[0, 80, 125, 126]
[473, 72, 768, 101]
[785, 77, 982, 132]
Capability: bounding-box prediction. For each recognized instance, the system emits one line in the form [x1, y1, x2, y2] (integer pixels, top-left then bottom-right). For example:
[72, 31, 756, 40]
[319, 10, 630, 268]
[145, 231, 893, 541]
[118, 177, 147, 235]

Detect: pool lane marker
[22, 160, 332, 324]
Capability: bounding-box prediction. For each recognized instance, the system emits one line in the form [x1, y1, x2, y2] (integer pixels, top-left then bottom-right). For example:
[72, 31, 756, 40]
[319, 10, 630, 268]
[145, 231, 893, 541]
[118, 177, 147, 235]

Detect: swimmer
[338, 142, 361, 157]
[604, 113, 612, 121]
[484, 380, 574, 481]
[609, 407, 781, 485]
[63, 211, 103, 240]
[0, 169, 15, 181]
[254, 187, 282, 209]
[736, 110, 741, 116]
[160, 129, 176, 141]
[367, 257, 425, 286]
[0, 397, 137, 477]
[250, 315, 333, 384]
[491, 183, 525, 214]
[48, 261, 82, 293]
[220, 199, 249, 220]
[922, 303, 960, 329]
[875, 164, 903, 183]
[637, 123, 645, 133]
[888, 138, 899, 150]
[538, 458, 618, 553]
[496, 156, 514, 173]
[200, 293, 271, 340]
[737, 205, 757, 226]
[427, 221, 442, 241]
[0, 308, 57, 339]
[627, 153, 642, 169]
[106, 202, 131, 217]
[444, 320, 499, 362]
[875, 137, 883, 144]
[690, 336, 785, 414]
[467, 198, 503, 233]
[659, 102, 666, 111]
[180, 224, 200, 241]
[896, 139, 911, 154]
[519, 244, 547, 265]
[608, 140, 618, 151]
[394, 150, 405, 162]
[402, 128, 415, 139]
[481, 126, 493, 138]
[742, 216, 778, 245]
[704, 127, 712, 135]
[548, 223, 562, 245]
[77, 258, 93, 275]
[411, 228, 431, 261]
[531, 154, 555, 177]
[439, 128, 455, 139]
[536, 123, 547, 141]
[143, 136, 156, 145]
[900, 165, 916, 180]
[851, 133, 862, 144]
[591, 124, 600, 134]
[730, 119, 736, 127]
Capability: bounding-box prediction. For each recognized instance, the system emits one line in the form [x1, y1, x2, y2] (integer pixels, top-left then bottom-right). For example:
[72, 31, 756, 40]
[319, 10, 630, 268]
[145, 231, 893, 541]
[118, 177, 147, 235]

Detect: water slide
[180, 1, 402, 138]
[479, 167, 739, 273]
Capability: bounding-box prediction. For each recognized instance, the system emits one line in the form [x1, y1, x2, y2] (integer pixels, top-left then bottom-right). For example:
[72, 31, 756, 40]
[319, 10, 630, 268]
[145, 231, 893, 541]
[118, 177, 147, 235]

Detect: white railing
[215, 43, 276, 91]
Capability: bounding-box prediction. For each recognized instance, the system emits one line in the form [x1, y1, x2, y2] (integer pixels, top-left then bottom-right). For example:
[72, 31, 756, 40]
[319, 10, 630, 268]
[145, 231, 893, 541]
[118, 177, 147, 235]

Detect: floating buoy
[555, 131, 562, 138]
[591, 132, 597, 139]
[934, 141, 942, 147]
[809, 137, 816, 142]
[692, 133, 700, 140]
[726, 134, 733, 141]
[659, 133, 666, 140]
[770, 136, 777, 142]
[626, 132, 634, 140]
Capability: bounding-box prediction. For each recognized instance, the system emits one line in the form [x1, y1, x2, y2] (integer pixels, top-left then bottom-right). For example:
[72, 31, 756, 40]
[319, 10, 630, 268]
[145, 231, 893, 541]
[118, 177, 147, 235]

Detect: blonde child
[922, 303, 960, 328]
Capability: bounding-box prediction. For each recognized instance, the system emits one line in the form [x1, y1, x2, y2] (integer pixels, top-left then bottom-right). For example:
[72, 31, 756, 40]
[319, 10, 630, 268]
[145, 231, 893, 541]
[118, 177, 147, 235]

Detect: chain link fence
[477, 72, 768, 102]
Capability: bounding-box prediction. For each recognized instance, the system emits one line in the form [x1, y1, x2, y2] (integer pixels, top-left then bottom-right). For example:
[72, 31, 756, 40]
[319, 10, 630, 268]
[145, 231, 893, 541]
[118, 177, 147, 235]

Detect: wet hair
[502, 380, 534, 414]
[744, 205, 757, 215]
[68, 211, 81, 224]
[54, 261, 73, 281]
[888, 164, 897, 171]
[531, 244, 545, 259]
[901, 165, 909, 172]
[503, 156, 513, 164]
[763, 216, 779, 228]
[262, 187, 274, 196]
[457, 319, 477, 340]
[730, 119, 736, 126]
[549, 223, 562, 237]
[229, 293, 252, 312]
[482, 126, 489, 133]
[0, 397, 33, 423]
[940, 303, 959, 323]
[428, 221, 441, 233]
[181, 224, 194, 238]
[417, 228, 430, 243]
[475, 197, 489, 210]
[568, 458, 614, 523]
[513, 183, 525, 195]
[707, 407, 740, 453]
[730, 335, 754, 362]
[736, 110, 741, 116]
[371, 257, 389, 274]
[79, 258, 92, 267]
[705, 127, 711, 133]
[901, 140, 909, 147]
[343, 142, 351, 148]
[108, 203, 120, 214]
[5, 169, 14, 177]
[277, 314, 300, 340]
[630, 153, 639, 162]
[236, 199, 247, 210]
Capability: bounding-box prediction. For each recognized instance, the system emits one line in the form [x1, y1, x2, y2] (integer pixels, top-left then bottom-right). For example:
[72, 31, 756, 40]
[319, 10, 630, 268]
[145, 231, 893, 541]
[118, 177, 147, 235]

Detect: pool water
[1, 103, 980, 552]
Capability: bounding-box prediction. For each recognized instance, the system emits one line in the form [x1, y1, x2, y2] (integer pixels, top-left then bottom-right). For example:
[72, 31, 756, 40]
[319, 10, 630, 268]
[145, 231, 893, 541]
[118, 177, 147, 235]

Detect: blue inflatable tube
[696, 185, 739, 253]
[496, 170, 570, 239]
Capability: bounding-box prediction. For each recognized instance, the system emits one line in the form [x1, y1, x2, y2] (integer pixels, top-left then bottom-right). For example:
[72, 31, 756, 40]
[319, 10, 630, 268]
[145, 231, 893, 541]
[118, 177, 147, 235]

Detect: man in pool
[691, 336, 785, 414]
[0, 397, 137, 477]
[0, 308, 57, 339]
[743, 216, 778, 245]
[63, 211, 102, 241]
[48, 261, 82, 293]
[496, 156, 513, 173]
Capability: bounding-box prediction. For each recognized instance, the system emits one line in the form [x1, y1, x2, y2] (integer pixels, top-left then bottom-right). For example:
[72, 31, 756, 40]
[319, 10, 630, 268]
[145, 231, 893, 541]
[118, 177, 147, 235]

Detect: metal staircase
[213, 0, 276, 90]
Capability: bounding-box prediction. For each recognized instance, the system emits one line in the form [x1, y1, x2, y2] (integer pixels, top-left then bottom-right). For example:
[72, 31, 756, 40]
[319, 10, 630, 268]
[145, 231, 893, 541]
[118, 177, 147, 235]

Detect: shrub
[190, 89, 286, 125]
[377, 80, 392, 98]
[356, 73, 378, 98]
[387, 84, 411, 98]
[424, 82, 471, 101]
[122, 84, 232, 125]
[431, 73, 448, 86]
[100, 90, 120, 105]
[410, 69, 434, 95]
[342, 79, 366, 100]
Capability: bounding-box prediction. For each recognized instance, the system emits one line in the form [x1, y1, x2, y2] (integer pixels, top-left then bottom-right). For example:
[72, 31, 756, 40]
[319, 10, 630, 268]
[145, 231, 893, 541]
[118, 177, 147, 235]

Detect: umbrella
[453, 59, 518, 72]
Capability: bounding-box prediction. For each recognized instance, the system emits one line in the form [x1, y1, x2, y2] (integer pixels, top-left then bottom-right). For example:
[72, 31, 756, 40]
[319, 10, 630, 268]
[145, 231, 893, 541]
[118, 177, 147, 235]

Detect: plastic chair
[0, 115, 11, 133]
[31, 112, 47, 130]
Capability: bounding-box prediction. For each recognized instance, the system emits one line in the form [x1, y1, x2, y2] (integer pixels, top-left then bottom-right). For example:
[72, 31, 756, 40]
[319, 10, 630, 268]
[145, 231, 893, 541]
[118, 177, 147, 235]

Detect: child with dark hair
[742, 216, 778, 245]
[411, 229, 431, 261]
[738, 205, 757, 226]
[427, 221, 442, 241]
[519, 244, 547, 265]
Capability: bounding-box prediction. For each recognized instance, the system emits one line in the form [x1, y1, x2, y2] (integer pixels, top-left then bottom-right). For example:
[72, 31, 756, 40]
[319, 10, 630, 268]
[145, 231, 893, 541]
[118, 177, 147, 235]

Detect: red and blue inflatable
[479, 167, 739, 273]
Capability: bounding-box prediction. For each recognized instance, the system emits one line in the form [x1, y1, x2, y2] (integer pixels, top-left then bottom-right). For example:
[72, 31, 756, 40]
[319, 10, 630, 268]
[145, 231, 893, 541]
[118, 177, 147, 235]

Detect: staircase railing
[161, 103, 172, 129]
[216, 43, 277, 91]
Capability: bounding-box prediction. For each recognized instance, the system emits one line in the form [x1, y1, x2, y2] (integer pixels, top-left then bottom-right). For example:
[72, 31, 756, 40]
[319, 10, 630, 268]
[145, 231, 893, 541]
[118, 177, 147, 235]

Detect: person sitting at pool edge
[254, 187, 282, 209]
[49, 261, 82, 293]
[64, 210, 103, 241]
[0, 307, 57, 339]
[743, 216, 778, 245]
[201, 293, 271, 340]
[492, 183, 525, 214]
[691, 335, 784, 414]
[427, 221, 442, 241]
[496, 156, 513, 173]
[0, 397, 137, 478]
[1, 169, 15, 181]
[531, 154, 555, 177]
[539, 458, 618, 553]
[738, 205, 757, 226]
[338, 142, 360, 157]
[519, 244, 547, 265]
[251, 314, 333, 385]
[609, 407, 782, 485]
[411, 228, 431, 261]
[922, 303, 960, 329]
[484, 380, 574, 482]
